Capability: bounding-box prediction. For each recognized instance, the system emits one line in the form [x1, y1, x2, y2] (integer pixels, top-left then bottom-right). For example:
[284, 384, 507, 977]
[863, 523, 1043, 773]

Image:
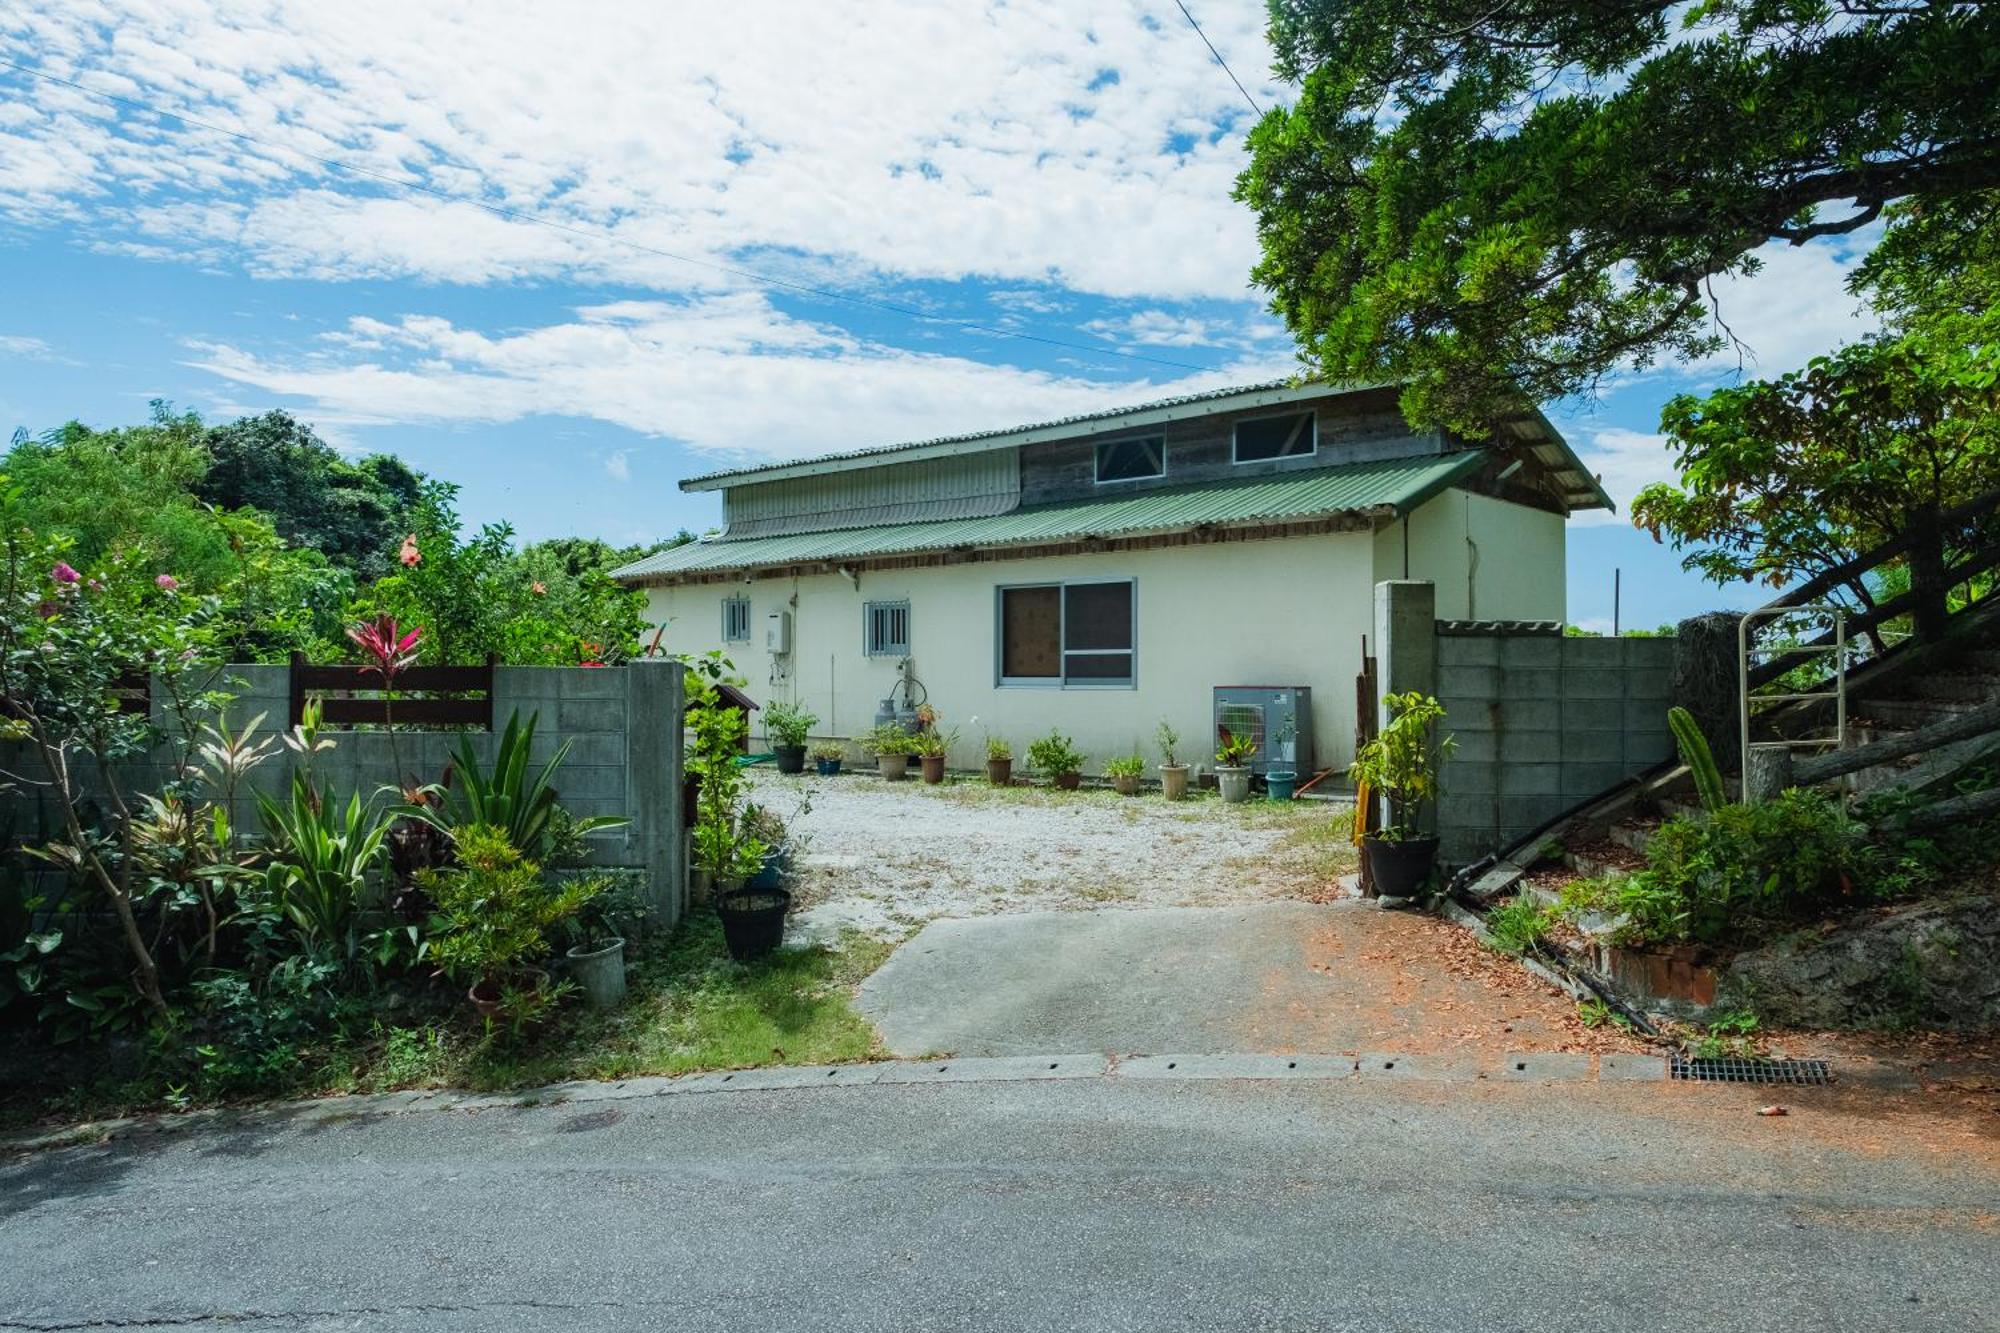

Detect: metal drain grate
[1670, 1055, 1831, 1086]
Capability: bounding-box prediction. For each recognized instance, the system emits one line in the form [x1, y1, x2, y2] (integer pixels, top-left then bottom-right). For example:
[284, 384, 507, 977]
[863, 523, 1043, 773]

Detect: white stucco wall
[642, 488, 1566, 775]
[1371, 490, 1567, 622]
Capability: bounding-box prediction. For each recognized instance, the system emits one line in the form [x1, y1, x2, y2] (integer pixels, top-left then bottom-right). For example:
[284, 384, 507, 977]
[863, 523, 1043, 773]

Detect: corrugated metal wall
[722, 451, 1019, 538]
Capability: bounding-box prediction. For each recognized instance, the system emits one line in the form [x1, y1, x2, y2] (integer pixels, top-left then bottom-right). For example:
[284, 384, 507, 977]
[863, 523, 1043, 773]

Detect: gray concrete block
[877, 1054, 1111, 1084]
[1560, 667, 1626, 700]
[1623, 667, 1671, 699]
[683, 1064, 885, 1093]
[1500, 763, 1560, 797]
[1498, 699, 1562, 732]
[1449, 730, 1497, 763]
[1500, 795, 1565, 831]
[557, 698, 625, 733]
[1562, 698, 1624, 731]
[1354, 1052, 1483, 1080]
[1439, 664, 1500, 697]
[1498, 635, 1561, 667]
[1560, 730, 1626, 763]
[1597, 1054, 1668, 1082]
[549, 765, 626, 801]
[1498, 730, 1562, 763]
[1562, 762, 1628, 799]
[1559, 636, 1624, 666]
[1438, 697, 1500, 731]
[1497, 1051, 1595, 1082]
[1118, 1054, 1355, 1080]
[1444, 760, 1497, 796]
[1438, 635, 1500, 667]
[1502, 667, 1561, 699]
[561, 667, 629, 699]
[1624, 698, 1673, 731]
[1625, 732, 1674, 765]
[547, 733, 625, 768]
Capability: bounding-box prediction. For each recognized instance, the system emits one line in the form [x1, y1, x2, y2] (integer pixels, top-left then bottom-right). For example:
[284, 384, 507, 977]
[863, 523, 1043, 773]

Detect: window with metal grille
[864, 600, 910, 657]
[722, 596, 752, 643]
[997, 579, 1135, 686]
[1094, 434, 1165, 484]
[1232, 411, 1317, 464]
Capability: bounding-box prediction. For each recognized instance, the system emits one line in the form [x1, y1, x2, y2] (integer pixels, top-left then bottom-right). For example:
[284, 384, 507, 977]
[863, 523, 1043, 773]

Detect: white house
[613, 381, 1610, 778]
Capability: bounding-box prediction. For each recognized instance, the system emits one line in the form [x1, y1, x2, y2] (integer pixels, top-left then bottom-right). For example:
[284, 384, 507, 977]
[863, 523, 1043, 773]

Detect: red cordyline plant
[347, 614, 424, 790]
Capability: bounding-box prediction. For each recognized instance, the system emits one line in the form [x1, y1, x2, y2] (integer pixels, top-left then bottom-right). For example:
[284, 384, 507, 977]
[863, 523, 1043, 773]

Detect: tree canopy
[198, 411, 425, 581]
[1631, 196, 2000, 636]
[1237, 1, 2000, 430]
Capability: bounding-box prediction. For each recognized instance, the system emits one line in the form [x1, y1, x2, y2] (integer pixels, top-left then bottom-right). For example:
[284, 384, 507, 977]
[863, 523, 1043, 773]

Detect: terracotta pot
[1159, 764, 1190, 801]
[877, 753, 910, 782]
[1112, 773, 1141, 797]
[987, 757, 1013, 786]
[1053, 771, 1082, 791]
[921, 753, 946, 783]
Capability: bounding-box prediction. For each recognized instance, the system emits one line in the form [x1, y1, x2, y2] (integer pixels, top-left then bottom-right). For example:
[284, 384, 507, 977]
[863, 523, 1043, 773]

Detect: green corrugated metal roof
[612, 451, 1484, 582]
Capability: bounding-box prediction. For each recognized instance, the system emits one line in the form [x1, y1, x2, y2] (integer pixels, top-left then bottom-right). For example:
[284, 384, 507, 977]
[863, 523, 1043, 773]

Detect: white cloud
[1084, 310, 1215, 348]
[2, 1, 1282, 303]
[184, 292, 1292, 461]
[1692, 234, 1882, 379]
[1568, 426, 1677, 529]
[0, 334, 53, 357]
[603, 450, 630, 482]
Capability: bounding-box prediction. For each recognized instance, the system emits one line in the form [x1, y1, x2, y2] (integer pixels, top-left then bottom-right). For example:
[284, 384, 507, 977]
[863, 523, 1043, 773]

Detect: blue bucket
[1265, 770, 1297, 802]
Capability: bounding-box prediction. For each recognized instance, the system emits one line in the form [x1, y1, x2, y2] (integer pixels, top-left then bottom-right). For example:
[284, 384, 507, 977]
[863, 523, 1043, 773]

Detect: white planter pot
[1215, 766, 1252, 803]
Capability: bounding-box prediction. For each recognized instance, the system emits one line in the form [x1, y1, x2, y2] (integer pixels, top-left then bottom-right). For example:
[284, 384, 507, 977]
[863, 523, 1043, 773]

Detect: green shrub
[1613, 789, 1876, 946]
[762, 701, 817, 749]
[863, 723, 914, 757]
[1485, 896, 1555, 955]
[420, 826, 605, 990]
[1104, 754, 1146, 779]
[1026, 730, 1085, 778]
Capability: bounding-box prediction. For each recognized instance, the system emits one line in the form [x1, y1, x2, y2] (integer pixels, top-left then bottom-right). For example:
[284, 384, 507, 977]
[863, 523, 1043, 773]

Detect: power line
[1173, 1, 1263, 118]
[0, 57, 1227, 375]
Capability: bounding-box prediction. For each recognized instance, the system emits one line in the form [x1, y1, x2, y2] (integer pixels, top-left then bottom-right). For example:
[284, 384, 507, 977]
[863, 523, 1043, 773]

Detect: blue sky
[0, 3, 1882, 631]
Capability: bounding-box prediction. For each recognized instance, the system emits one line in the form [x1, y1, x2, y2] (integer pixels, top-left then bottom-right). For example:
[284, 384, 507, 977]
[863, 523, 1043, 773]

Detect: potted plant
[865, 722, 913, 781]
[1265, 711, 1298, 802]
[687, 673, 759, 904]
[763, 701, 817, 775]
[1214, 727, 1258, 803]
[809, 741, 846, 776]
[1105, 754, 1146, 797]
[1348, 690, 1454, 899]
[421, 825, 606, 1023]
[984, 735, 1013, 786]
[1156, 720, 1189, 801]
[741, 803, 788, 888]
[1027, 730, 1085, 791]
[561, 874, 647, 1010]
[914, 723, 958, 784]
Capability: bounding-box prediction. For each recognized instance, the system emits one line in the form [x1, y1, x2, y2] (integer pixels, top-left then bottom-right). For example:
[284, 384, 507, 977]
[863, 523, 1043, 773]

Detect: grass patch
[0, 914, 895, 1131]
[1273, 814, 1360, 880]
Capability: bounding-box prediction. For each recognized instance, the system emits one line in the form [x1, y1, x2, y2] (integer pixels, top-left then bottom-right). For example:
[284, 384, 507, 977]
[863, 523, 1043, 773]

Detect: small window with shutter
[864, 600, 910, 657]
[722, 596, 752, 643]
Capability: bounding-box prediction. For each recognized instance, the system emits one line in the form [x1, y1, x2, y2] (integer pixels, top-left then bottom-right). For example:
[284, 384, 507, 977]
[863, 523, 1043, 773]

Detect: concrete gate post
[1371, 579, 1439, 849]
[625, 657, 688, 925]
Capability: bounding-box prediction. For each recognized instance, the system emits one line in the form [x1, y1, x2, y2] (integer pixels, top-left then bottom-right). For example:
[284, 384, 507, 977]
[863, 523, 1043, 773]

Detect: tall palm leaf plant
[402, 710, 626, 861]
[256, 772, 390, 962]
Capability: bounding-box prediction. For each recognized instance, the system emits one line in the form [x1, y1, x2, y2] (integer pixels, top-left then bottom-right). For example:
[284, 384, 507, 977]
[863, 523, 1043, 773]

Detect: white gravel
[743, 770, 1356, 942]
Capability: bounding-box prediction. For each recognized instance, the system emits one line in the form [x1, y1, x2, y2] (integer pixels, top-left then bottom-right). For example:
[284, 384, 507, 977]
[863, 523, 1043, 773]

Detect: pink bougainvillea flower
[346, 614, 424, 682]
[531, 581, 547, 596]
[398, 534, 421, 567]
[50, 562, 79, 585]
[155, 573, 179, 591]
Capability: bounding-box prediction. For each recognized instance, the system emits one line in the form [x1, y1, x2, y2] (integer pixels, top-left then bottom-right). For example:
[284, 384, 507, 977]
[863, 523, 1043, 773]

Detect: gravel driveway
[745, 771, 1354, 941]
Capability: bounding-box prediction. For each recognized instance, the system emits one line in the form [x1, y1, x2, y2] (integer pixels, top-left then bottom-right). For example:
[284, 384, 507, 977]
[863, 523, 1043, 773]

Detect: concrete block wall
[1433, 624, 1674, 865]
[1, 660, 687, 923]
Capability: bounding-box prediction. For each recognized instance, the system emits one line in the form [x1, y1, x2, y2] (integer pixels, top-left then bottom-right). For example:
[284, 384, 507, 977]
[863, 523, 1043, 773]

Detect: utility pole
[1613, 568, 1621, 637]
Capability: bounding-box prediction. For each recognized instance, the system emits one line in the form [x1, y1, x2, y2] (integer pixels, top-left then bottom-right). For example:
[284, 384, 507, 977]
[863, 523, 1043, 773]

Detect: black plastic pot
[1363, 834, 1440, 899]
[773, 744, 807, 775]
[717, 887, 791, 961]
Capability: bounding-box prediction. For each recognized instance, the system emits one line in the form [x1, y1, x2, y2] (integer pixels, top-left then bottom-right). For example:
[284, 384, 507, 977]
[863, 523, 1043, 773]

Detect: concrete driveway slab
[859, 900, 1639, 1058]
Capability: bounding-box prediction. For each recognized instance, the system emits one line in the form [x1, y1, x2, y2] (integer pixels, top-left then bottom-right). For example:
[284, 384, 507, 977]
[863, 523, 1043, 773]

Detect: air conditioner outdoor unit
[1212, 686, 1314, 777]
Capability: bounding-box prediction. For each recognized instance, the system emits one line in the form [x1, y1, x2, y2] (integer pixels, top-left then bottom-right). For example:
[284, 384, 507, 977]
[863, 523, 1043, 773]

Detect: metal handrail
[1739, 606, 1846, 803]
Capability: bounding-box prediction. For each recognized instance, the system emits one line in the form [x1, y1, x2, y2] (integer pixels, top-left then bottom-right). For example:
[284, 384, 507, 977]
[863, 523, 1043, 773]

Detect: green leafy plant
[1026, 730, 1085, 779]
[404, 710, 626, 861]
[255, 773, 391, 963]
[1576, 998, 1634, 1032]
[1669, 706, 1727, 813]
[687, 670, 768, 884]
[762, 701, 817, 749]
[808, 741, 848, 762]
[1689, 1008, 1760, 1060]
[420, 825, 605, 995]
[863, 723, 914, 757]
[913, 724, 958, 759]
[1611, 789, 1876, 946]
[1485, 896, 1555, 956]
[984, 735, 1012, 762]
[1347, 691, 1455, 842]
[1104, 754, 1146, 779]
[1214, 725, 1258, 767]
[1156, 720, 1183, 768]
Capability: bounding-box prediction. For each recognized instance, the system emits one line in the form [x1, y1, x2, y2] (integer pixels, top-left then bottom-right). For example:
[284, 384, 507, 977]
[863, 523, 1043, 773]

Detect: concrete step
[1607, 820, 1656, 856]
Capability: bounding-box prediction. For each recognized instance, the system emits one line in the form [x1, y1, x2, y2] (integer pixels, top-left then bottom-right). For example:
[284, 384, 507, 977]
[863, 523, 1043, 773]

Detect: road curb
[4, 1050, 1701, 1152]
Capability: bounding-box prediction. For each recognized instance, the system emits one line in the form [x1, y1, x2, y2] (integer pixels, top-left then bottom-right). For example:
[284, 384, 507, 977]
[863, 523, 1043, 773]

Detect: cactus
[1669, 706, 1727, 812]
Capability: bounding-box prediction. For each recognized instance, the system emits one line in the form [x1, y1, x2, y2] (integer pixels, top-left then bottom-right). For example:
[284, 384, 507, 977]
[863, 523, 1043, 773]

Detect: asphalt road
[3, 1077, 1995, 1332]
